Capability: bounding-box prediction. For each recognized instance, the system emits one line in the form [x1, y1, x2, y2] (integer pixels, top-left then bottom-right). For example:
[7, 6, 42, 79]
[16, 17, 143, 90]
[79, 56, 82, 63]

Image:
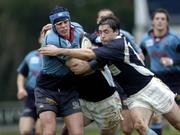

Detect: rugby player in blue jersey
[17, 33, 44, 135]
[140, 8, 180, 106]
[39, 16, 180, 135]
[35, 6, 84, 135]
[140, 8, 180, 135]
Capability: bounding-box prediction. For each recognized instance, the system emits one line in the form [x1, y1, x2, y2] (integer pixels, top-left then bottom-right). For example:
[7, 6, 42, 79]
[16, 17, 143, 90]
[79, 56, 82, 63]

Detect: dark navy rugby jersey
[93, 36, 154, 96]
[87, 29, 142, 53]
[75, 68, 116, 102]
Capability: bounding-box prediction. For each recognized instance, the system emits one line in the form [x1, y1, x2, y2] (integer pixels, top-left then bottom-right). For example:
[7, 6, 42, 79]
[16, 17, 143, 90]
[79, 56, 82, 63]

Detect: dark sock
[151, 123, 162, 135]
[31, 128, 35, 135]
[116, 128, 120, 135]
[146, 128, 158, 135]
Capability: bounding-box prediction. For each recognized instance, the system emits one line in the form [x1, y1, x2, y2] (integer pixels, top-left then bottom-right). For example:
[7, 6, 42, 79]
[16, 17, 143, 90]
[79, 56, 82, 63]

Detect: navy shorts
[20, 93, 38, 119]
[35, 87, 81, 117]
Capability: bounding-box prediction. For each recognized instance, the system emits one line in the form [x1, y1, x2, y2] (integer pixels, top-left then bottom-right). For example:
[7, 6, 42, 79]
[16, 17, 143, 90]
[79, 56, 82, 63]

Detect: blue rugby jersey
[93, 36, 154, 96]
[42, 22, 83, 76]
[17, 50, 42, 92]
[140, 29, 180, 73]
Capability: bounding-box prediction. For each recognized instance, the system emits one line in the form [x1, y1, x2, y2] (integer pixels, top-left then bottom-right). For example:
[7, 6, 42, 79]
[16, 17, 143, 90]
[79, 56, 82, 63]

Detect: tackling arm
[38, 44, 96, 61]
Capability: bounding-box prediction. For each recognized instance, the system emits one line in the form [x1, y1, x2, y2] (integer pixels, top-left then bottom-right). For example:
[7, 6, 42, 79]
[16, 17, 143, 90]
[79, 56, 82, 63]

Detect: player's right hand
[17, 89, 28, 100]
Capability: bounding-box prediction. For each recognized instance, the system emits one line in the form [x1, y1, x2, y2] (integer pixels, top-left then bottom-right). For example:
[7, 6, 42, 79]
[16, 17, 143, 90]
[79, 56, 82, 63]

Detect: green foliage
[0, 127, 179, 135]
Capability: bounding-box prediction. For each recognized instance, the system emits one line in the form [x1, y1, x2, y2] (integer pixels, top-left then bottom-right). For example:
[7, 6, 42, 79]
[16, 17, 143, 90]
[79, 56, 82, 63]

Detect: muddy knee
[134, 120, 147, 134]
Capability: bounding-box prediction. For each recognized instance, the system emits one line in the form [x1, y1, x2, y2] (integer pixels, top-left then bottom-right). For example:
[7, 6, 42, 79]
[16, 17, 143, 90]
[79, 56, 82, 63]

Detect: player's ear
[115, 29, 119, 35]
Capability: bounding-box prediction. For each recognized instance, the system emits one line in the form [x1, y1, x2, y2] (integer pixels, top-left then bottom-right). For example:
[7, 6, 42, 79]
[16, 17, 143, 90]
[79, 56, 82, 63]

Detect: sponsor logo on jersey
[145, 39, 154, 47]
[108, 64, 121, 76]
[30, 56, 40, 64]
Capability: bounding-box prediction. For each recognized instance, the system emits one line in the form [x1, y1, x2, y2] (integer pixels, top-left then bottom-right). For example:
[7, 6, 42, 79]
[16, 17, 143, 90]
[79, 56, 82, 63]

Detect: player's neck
[153, 28, 167, 37]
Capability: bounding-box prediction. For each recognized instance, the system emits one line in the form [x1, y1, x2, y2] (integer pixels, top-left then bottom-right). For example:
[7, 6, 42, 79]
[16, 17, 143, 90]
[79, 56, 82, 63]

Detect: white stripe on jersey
[101, 65, 116, 87]
[123, 37, 154, 76]
[129, 63, 154, 76]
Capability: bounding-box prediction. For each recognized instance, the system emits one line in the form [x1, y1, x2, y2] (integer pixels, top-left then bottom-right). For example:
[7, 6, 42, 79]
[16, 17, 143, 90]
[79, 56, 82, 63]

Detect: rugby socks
[116, 128, 120, 135]
[31, 128, 35, 135]
[150, 123, 162, 135]
[146, 128, 158, 135]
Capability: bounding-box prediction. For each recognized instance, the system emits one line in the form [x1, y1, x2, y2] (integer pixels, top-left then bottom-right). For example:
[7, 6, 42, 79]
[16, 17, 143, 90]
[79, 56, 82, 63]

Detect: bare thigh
[19, 117, 34, 134]
[163, 102, 180, 130]
[120, 109, 134, 134]
[35, 118, 43, 135]
[64, 112, 84, 135]
[83, 115, 93, 127]
[130, 107, 153, 134]
[61, 115, 92, 135]
[39, 111, 56, 135]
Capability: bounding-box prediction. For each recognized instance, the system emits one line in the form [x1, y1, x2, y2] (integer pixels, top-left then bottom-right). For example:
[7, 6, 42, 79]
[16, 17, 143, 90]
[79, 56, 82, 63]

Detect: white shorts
[126, 77, 176, 114]
[79, 91, 123, 129]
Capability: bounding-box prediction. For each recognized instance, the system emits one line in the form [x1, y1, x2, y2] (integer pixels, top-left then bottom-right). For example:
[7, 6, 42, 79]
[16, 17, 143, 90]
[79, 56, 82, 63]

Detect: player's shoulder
[71, 22, 84, 32]
[44, 29, 59, 44]
[140, 31, 151, 43]
[109, 36, 124, 47]
[25, 50, 38, 60]
[45, 29, 57, 37]
[27, 50, 37, 56]
[120, 29, 132, 37]
[168, 30, 180, 39]
[71, 22, 83, 28]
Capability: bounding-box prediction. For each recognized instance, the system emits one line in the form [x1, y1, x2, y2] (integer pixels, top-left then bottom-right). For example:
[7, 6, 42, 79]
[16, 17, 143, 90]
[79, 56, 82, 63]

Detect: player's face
[98, 24, 118, 44]
[55, 19, 70, 38]
[152, 13, 168, 31]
